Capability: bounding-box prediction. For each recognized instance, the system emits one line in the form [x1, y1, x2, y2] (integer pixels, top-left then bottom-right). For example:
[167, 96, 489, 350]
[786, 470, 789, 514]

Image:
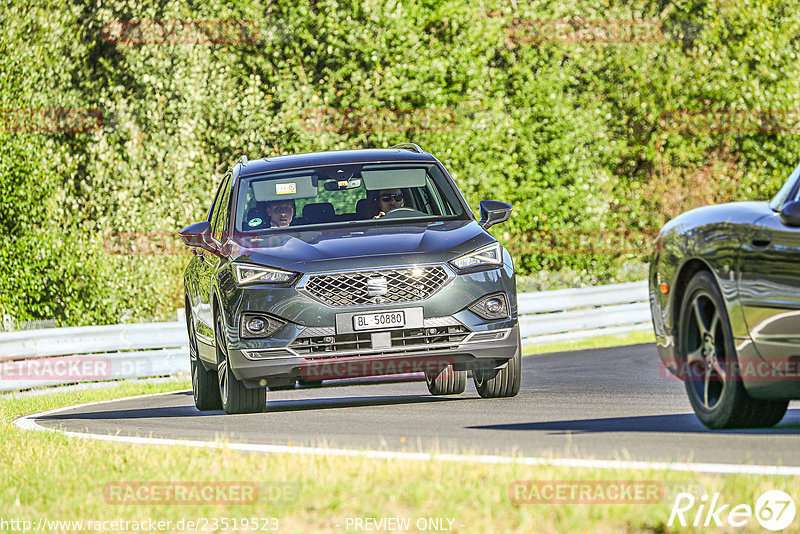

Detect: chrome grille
[303, 266, 450, 307]
[290, 324, 470, 356]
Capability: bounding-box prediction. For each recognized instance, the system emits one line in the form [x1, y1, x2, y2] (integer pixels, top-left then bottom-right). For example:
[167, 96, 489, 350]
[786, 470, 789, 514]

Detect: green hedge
[2, 0, 800, 325]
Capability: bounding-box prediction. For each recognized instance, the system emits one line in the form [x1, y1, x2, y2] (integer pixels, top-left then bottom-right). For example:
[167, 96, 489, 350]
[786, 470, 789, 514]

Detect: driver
[265, 199, 295, 227]
[373, 189, 405, 219]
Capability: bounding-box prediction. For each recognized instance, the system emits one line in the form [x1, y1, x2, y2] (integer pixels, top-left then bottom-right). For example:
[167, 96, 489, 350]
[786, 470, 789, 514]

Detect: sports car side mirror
[479, 200, 513, 229]
[779, 201, 800, 227]
[179, 222, 216, 253]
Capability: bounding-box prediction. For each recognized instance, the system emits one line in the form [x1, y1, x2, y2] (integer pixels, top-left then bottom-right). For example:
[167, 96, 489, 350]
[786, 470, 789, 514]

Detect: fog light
[240, 313, 286, 339]
[246, 317, 266, 334]
[485, 298, 503, 314]
[468, 293, 509, 320]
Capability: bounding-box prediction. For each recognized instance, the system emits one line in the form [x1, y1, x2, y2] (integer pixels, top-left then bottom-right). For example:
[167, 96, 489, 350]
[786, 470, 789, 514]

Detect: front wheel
[425, 365, 466, 395]
[679, 271, 788, 429]
[187, 301, 221, 411]
[191, 358, 222, 411]
[216, 313, 266, 414]
[473, 332, 522, 398]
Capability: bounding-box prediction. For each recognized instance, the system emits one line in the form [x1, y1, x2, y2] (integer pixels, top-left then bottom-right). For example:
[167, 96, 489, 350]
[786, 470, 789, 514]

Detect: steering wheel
[381, 207, 423, 219]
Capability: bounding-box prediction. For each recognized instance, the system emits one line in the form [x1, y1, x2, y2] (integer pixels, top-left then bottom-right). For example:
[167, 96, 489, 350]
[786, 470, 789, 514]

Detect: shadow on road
[466, 409, 800, 435]
[36, 393, 464, 422]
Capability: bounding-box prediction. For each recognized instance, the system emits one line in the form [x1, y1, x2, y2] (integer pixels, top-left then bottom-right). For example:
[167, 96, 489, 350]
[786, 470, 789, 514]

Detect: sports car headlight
[233, 264, 298, 286]
[449, 242, 503, 272]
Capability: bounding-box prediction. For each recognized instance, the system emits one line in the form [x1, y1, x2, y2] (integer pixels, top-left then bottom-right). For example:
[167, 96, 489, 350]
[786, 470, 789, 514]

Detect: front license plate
[353, 311, 406, 331]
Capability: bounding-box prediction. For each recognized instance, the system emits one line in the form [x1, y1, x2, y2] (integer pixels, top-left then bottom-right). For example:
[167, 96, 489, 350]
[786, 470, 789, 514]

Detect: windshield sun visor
[251, 173, 319, 201]
[362, 167, 427, 191]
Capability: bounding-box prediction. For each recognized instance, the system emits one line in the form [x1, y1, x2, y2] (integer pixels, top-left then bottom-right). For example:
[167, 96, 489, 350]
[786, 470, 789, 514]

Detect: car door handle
[751, 232, 772, 248]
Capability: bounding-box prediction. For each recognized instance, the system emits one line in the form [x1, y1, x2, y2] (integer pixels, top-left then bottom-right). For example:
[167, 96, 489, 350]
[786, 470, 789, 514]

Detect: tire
[679, 271, 789, 429]
[473, 331, 522, 398]
[216, 312, 266, 414]
[425, 364, 466, 395]
[186, 300, 221, 411]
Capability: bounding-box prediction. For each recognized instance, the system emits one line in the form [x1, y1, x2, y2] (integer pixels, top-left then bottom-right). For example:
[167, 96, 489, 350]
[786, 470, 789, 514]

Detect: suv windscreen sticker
[276, 182, 297, 195]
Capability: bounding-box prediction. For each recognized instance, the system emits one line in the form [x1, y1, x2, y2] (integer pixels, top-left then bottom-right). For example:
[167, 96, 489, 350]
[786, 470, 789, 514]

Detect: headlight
[233, 264, 298, 286]
[449, 242, 503, 272]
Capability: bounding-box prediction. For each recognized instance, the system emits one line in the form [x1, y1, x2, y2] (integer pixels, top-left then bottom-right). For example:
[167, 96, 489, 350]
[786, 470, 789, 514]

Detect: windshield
[233, 162, 467, 234]
[769, 161, 800, 211]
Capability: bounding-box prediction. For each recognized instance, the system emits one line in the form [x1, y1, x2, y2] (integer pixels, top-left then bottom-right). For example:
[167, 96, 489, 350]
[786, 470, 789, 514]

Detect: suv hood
[228, 220, 494, 272]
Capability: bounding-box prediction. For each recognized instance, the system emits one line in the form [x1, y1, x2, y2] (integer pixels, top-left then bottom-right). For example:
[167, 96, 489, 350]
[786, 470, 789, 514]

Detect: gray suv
[180, 144, 521, 414]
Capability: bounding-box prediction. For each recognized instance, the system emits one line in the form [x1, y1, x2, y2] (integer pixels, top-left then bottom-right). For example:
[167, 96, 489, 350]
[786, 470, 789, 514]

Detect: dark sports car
[650, 162, 800, 428]
[179, 145, 521, 414]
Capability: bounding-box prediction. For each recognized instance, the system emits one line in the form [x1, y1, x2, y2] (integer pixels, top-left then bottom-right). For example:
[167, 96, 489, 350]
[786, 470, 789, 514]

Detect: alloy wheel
[683, 291, 727, 411]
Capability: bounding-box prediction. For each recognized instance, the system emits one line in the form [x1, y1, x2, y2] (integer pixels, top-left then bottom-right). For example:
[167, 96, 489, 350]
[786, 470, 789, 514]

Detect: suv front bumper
[218, 260, 519, 386]
[229, 324, 520, 387]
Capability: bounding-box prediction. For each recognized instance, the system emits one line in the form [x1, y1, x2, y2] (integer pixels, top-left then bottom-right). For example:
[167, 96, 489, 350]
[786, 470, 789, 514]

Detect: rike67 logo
[669, 490, 796, 531]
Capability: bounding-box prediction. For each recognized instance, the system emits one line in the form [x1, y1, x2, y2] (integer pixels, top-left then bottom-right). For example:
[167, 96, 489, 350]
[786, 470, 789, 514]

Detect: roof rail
[238, 155, 249, 167]
[390, 143, 424, 154]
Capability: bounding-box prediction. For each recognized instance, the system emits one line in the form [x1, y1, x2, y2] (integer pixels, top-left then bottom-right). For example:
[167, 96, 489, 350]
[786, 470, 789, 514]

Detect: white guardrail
[0, 281, 650, 392]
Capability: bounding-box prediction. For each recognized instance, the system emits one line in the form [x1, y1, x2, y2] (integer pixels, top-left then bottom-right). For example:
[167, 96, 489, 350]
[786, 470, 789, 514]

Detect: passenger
[265, 199, 295, 227]
[372, 189, 405, 219]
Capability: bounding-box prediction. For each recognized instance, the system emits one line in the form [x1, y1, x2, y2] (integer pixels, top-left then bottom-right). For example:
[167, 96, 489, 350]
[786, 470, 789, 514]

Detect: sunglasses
[380, 193, 404, 202]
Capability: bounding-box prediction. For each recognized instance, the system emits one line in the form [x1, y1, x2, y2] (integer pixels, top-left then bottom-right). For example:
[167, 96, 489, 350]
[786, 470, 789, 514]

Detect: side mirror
[780, 200, 800, 227]
[478, 200, 513, 229]
[179, 222, 216, 253]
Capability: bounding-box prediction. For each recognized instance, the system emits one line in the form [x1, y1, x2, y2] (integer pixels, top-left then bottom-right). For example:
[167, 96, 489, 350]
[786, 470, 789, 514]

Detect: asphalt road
[34, 344, 800, 467]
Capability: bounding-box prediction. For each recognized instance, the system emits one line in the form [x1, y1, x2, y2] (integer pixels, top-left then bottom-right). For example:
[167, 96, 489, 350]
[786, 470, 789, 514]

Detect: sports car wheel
[216, 312, 266, 414]
[679, 272, 788, 428]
